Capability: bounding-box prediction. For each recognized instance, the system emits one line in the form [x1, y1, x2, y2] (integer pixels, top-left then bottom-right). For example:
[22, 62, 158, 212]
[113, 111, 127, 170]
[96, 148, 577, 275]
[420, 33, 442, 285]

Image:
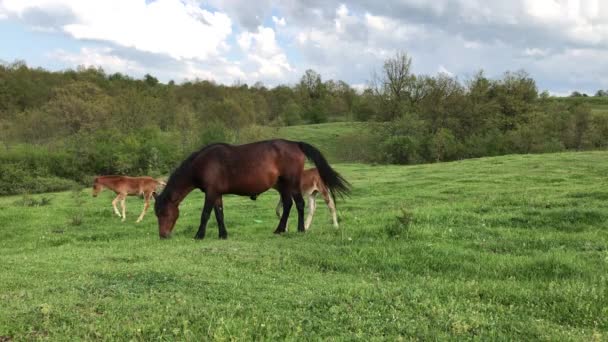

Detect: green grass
[551, 96, 608, 116]
[1, 151, 607, 340]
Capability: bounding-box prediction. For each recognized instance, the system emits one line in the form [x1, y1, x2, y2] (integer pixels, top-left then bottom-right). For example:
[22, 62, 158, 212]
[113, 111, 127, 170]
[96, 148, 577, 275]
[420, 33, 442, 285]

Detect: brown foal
[274, 168, 339, 230]
[92, 175, 166, 223]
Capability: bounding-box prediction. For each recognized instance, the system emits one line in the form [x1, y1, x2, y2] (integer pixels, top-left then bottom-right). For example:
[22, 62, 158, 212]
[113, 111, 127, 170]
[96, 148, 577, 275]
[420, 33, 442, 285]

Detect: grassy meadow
[1, 151, 607, 340]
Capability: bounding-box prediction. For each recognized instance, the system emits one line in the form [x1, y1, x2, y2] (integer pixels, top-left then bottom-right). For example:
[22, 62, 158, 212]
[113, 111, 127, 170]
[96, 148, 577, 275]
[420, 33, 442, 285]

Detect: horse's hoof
[273, 229, 284, 234]
[194, 234, 205, 240]
[219, 235, 228, 240]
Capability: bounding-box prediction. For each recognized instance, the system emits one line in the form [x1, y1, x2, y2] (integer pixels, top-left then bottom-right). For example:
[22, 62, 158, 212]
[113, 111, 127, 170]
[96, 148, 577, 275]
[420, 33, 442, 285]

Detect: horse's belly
[227, 183, 274, 196]
[224, 176, 277, 196]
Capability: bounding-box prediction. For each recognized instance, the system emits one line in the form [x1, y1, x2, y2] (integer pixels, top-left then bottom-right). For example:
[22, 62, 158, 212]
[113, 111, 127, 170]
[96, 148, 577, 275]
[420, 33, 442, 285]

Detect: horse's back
[191, 140, 305, 195]
[97, 175, 159, 195]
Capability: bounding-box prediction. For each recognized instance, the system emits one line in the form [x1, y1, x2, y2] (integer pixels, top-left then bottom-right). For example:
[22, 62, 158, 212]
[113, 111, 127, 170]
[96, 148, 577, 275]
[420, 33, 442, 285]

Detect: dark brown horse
[154, 139, 350, 239]
[93, 175, 166, 223]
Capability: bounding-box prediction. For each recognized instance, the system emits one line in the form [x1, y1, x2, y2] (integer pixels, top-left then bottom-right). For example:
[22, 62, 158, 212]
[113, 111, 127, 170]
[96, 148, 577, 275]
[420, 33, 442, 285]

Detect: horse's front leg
[195, 194, 215, 240]
[213, 196, 227, 239]
[293, 192, 305, 232]
[112, 194, 122, 217]
[136, 193, 151, 223]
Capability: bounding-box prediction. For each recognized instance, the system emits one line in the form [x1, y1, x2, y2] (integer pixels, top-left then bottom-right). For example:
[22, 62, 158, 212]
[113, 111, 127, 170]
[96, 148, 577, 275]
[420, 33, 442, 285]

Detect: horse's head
[154, 193, 179, 239]
[92, 178, 103, 197]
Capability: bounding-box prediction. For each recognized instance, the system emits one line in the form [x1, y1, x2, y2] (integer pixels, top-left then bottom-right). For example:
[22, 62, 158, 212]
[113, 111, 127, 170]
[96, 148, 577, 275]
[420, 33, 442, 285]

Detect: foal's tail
[297, 142, 351, 199]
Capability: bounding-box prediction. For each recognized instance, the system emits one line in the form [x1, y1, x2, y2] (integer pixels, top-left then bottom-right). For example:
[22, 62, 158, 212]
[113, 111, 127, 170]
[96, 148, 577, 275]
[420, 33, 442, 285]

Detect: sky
[1, 0, 608, 95]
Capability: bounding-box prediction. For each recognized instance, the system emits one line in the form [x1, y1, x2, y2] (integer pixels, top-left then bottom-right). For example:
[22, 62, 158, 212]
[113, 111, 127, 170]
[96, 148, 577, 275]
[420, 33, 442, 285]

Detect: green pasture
[1, 152, 607, 340]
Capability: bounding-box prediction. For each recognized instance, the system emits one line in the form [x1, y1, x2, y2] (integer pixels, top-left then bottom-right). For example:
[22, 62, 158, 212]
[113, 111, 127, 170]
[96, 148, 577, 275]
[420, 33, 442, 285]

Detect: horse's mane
[155, 143, 228, 213]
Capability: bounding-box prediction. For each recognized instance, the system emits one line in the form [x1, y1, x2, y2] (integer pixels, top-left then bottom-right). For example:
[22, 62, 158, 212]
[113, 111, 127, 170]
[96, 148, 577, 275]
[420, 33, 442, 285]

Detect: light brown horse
[275, 168, 339, 230]
[154, 140, 350, 239]
[92, 176, 166, 223]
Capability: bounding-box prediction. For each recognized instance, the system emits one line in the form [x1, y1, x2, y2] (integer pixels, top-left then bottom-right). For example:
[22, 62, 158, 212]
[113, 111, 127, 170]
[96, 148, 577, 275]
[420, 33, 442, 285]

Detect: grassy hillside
[1, 152, 607, 340]
[274, 122, 367, 161]
[552, 96, 608, 115]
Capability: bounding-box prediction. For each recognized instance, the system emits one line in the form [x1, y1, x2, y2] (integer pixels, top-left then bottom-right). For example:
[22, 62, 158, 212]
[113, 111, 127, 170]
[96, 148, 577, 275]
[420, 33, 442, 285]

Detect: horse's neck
[166, 181, 195, 206]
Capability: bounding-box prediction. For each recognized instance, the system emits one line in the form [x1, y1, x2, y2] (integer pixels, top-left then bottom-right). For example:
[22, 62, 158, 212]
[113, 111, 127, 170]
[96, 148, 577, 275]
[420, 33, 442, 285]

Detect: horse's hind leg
[304, 193, 317, 231]
[293, 192, 305, 232]
[195, 194, 215, 240]
[112, 195, 122, 217]
[275, 199, 282, 218]
[213, 196, 227, 239]
[136, 193, 151, 223]
[322, 189, 339, 228]
[274, 187, 292, 234]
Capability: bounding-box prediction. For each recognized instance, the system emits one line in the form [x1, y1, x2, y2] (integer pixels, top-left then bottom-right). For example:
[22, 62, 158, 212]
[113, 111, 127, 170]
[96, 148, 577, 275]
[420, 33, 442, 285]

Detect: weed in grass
[385, 206, 413, 239]
[69, 188, 85, 226]
[13, 194, 52, 207]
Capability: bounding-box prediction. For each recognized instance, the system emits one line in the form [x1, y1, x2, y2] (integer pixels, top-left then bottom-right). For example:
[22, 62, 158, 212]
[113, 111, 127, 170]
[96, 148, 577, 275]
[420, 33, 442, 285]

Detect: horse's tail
[297, 142, 351, 199]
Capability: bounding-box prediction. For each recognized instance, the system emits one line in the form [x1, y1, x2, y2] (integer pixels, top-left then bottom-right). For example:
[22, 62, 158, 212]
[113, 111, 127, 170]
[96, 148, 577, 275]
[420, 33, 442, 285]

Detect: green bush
[0, 162, 78, 195]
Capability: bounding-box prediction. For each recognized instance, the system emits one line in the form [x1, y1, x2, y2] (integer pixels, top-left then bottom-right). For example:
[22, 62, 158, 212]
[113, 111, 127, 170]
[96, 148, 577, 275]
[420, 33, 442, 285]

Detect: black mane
[154, 143, 228, 214]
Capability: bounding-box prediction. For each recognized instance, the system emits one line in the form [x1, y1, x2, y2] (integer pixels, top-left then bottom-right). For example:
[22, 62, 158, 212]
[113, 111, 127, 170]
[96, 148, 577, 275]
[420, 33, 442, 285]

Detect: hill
[274, 122, 367, 161]
[0, 151, 606, 339]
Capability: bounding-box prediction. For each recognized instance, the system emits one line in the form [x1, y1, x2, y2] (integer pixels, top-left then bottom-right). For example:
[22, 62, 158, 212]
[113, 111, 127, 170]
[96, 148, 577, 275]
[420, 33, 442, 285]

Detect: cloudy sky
[1, 0, 608, 94]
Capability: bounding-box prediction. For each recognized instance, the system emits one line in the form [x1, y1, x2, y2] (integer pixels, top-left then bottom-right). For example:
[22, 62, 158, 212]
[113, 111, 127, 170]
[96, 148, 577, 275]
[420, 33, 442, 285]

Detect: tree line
[1, 54, 607, 194]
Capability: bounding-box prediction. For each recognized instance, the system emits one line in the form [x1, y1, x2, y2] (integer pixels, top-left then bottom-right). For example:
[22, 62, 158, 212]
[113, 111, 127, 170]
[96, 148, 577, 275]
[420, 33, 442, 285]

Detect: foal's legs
[112, 194, 122, 217]
[213, 196, 227, 239]
[136, 193, 152, 223]
[321, 189, 339, 228]
[195, 194, 215, 240]
[274, 188, 293, 234]
[304, 192, 318, 230]
[119, 194, 127, 222]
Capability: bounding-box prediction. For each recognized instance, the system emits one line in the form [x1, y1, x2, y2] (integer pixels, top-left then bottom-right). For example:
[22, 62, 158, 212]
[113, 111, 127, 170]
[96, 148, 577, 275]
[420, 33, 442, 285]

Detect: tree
[371, 51, 417, 120]
[299, 69, 323, 99]
[298, 69, 328, 123]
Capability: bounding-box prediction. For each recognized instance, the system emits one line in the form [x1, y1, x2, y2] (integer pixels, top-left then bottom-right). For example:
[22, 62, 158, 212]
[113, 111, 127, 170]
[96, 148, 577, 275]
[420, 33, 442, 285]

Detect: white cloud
[49, 47, 145, 74]
[272, 16, 285, 27]
[238, 25, 293, 80]
[437, 65, 453, 77]
[182, 59, 247, 82]
[2, 0, 233, 60]
[523, 47, 549, 57]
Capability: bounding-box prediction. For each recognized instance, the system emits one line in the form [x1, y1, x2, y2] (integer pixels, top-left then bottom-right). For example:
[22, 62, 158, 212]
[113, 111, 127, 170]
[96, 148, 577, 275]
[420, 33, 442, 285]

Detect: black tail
[297, 142, 351, 199]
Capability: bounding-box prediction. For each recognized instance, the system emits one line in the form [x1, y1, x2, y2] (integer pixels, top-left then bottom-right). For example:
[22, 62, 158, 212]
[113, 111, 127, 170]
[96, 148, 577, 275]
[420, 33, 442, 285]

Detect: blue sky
[2, 0, 608, 95]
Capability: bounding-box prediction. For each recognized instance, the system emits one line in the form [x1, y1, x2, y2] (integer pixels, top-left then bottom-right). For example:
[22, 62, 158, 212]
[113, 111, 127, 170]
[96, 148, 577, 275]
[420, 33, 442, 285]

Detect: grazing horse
[92, 176, 166, 223]
[154, 139, 350, 239]
[275, 168, 339, 230]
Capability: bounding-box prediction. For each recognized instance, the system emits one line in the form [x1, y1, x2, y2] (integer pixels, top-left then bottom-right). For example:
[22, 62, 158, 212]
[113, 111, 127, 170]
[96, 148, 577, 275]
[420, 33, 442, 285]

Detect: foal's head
[154, 192, 179, 238]
[92, 177, 103, 197]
